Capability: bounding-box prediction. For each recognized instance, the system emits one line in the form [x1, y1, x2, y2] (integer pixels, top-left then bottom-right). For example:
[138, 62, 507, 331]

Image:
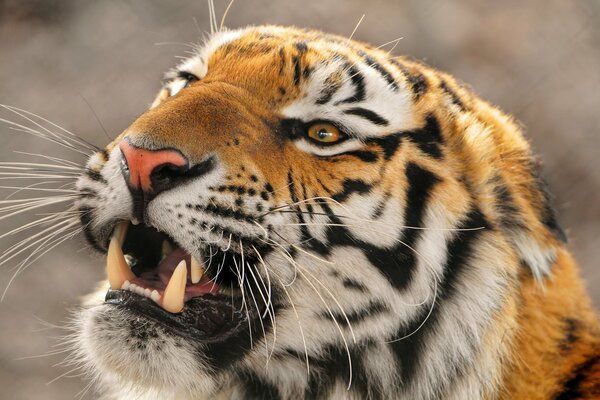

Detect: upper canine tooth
[106, 222, 135, 289]
[191, 256, 204, 284]
[162, 241, 174, 259]
[162, 260, 187, 313]
[113, 221, 129, 246]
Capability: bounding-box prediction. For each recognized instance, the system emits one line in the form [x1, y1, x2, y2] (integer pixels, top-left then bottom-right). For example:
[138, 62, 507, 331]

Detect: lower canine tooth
[191, 256, 204, 284]
[162, 260, 187, 313]
[107, 222, 135, 289]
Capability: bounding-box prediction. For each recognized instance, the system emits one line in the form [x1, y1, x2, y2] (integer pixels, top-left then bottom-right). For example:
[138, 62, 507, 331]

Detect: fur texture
[71, 25, 600, 399]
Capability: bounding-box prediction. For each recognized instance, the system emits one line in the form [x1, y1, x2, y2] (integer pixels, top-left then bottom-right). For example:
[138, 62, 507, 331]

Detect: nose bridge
[123, 84, 257, 156]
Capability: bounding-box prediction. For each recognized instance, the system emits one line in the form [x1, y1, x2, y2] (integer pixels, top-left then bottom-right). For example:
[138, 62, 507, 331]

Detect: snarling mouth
[104, 221, 260, 340]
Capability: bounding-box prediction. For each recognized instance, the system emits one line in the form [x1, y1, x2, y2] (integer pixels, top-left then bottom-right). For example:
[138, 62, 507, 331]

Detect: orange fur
[104, 26, 599, 397]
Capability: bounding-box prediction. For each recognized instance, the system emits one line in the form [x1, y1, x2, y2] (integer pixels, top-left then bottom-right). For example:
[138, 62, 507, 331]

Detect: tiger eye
[307, 123, 341, 143]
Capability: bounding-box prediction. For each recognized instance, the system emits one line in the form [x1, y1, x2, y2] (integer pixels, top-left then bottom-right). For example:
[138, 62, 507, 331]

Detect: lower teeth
[122, 280, 160, 303]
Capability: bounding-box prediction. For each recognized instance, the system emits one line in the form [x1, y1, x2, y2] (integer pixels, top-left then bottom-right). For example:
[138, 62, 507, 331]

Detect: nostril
[149, 156, 216, 195]
[153, 163, 189, 178]
[150, 163, 190, 190]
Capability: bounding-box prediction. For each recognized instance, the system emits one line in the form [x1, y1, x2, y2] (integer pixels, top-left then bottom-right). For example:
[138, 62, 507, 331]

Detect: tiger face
[72, 25, 597, 400]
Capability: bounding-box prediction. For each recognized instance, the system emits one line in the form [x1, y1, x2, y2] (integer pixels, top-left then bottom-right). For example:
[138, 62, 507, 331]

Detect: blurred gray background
[0, 0, 598, 398]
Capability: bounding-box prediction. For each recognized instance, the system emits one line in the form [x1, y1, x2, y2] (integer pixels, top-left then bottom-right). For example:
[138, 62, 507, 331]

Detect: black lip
[105, 289, 254, 342]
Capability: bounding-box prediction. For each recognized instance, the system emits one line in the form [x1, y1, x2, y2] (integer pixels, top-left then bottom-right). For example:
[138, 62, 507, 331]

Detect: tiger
[65, 25, 600, 399]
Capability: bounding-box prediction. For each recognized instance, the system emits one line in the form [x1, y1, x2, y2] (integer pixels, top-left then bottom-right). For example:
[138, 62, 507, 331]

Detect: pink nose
[119, 140, 188, 193]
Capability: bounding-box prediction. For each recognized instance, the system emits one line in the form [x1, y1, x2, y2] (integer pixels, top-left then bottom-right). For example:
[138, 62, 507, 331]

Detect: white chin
[74, 284, 220, 399]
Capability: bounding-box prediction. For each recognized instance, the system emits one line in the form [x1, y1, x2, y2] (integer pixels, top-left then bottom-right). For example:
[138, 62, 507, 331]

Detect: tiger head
[73, 25, 578, 399]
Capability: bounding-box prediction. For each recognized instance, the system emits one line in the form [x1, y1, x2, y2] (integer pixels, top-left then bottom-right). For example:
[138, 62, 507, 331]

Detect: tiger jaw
[102, 217, 264, 341]
[106, 220, 219, 313]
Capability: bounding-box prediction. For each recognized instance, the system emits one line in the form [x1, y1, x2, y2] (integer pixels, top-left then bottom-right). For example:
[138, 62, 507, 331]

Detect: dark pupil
[318, 129, 331, 139]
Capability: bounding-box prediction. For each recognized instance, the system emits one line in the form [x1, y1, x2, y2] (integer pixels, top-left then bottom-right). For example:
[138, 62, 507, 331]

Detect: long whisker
[262, 196, 485, 232]
[251, 245, 273, 318]
[246, 261, 277, 363]
[220, 0, 235, 31]
[1, 104, 100, 152]
[13, 151, 84, 168]
[0, 162, 82, 171]
[255, 234, 298, 287]
[291, 261, 354, 389]
[277, 277, 310, 376]
[347, 14, 365, 42]
[232, 256, 253, 347]
[243, 267, 269, 362]
[1, 222, 81, 301]
[386, 277, 438, 343]
[2, 121, 91, 156]
[252, 233, 355, 386]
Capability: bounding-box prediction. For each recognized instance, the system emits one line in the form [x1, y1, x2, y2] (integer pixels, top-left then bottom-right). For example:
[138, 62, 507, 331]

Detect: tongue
[157, 248, 191, 285]
[134, 246, 220, 303]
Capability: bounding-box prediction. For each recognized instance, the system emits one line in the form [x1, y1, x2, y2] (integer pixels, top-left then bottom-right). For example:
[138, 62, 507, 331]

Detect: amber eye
[307, 123, 342, 144]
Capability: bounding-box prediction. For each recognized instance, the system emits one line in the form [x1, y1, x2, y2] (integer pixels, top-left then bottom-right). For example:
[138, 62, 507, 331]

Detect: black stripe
[331, 179, 371, 202]
[406, 71, 428, 99]
[315, 74, 343, 105]
[365, 133, 402, 160]
[300, 179, 313, 213]
[278, 47, 286, 76]
[389, 208, 489, 391]
[295, 40, 308, 53]
[317, 163, 440, 291]
[345, 107, 389, 126]
[530, 161, 567, 243]
[342, 277, 368, 292]
[238, 371, 282, 400]
[79, 206, 103, 252]
[490, 175, 524, 231]
[298, 341, 383, 400]
[288, 170, 330, 256]
[359, 50, 398, 90]
[439, 79, 466, 110]
[99, 149, 110, 162]
[292, 41, 308, 86]
[85, 168, 107, 184]
[315, 84, 338, 104]
[403, 114, 444, 159]
[390, 58, 429, 99]
[187, 202, 259, 224]
[371, 192, 391, 219]
[558, 318, 579, 353]
[293, 55, 302, 85]
[320, 300, 389, 325]
[336, 63, 366, 104]
[78, 187, 98, 199]
[555, 355, 600, 399]
[362, 163, 440, 290]
[200, 288, 282, 372]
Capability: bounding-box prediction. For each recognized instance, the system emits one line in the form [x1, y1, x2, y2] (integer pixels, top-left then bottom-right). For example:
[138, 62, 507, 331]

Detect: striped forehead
[164, 26, 416, 137]
[281, 48, 416, 137]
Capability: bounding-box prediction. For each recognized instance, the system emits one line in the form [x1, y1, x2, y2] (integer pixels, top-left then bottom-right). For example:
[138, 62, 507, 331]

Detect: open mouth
[104, 221, 260, 340]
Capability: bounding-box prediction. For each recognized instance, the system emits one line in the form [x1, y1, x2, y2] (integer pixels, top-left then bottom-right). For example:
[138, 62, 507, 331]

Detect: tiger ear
[496, 159, 567, 281]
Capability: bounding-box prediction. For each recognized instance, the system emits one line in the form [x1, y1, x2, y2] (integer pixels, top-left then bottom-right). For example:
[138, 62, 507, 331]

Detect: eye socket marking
[177, 70, 200, 87]
[306, 122, 347, 145]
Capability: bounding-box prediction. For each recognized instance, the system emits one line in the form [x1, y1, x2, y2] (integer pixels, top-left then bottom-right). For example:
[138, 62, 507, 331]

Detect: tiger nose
[119, 139, 189, 194]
